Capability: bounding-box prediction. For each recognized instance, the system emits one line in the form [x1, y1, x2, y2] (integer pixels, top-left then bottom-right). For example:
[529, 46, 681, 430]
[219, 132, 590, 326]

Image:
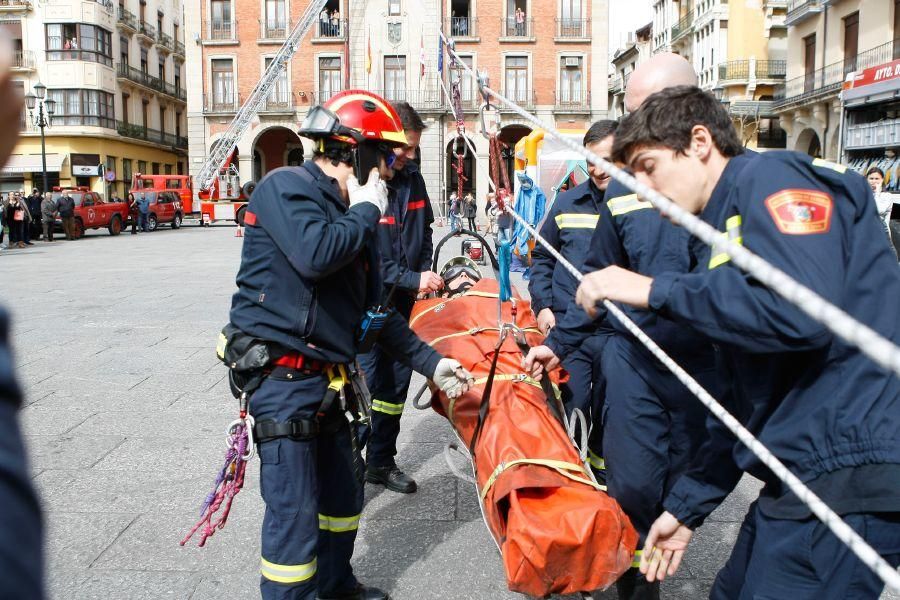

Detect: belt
[272, 353, 328, 372]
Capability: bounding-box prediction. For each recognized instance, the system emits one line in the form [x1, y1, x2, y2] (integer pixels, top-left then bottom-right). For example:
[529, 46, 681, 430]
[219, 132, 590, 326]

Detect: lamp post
[24, 83, 56, 194]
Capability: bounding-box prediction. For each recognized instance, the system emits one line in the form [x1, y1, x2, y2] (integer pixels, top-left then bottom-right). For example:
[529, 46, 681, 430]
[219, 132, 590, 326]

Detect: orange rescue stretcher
[410, 279, 638, 597]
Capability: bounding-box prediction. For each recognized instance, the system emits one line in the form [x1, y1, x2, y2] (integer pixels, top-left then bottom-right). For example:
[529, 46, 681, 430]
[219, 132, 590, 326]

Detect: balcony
[116, 6, 138, 32]
[12, 50, 35, 71]
[0, 0, 31, 11]
[203, 94, 241, 114]
[500, 17, 534, 42]
[718, 59, 786, 83]
[116, 63, 186, 101]
[259, 18, 289, 41]
[499, 89, 534, 111]
[157, 32, 174, 53]
[670, 11, 694, 44]
[554, 90, 591, 112]
[729, 100, 779, 118]
[556, 18, 589, 40]
[446, 16, 478, 40]
[365, 89, 447, 112]
[313, 18, 346, 42]
[137, 21, 156, 44]
[259, 90, 295, 114]
[203, 20, 236, 43]
[785, 0, 822, 27]
[845, 119, 900, 151]
[117, 121, 188, 149]
[776, 39, 898, 108]
[174, 40, 185, 57]
[609, 74, 624, 94]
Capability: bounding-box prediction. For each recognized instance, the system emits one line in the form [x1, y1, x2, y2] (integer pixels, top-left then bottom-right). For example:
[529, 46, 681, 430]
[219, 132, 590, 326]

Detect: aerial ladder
[195, 0, 328, 225]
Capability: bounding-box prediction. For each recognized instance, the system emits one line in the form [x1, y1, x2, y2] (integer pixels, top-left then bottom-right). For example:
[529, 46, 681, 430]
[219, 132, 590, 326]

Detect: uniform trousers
[559, 331, 609, 476]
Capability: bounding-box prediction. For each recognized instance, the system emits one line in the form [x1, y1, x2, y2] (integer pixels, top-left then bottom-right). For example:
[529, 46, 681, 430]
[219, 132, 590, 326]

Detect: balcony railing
[259, 18, 289, 40]
[313, 18, 346, 40]
[137, 21, 156, 41]
[776, 39, 899, 106]
[671, 11, 694, 43]
[13, 50, 35, 69]
[446, 16, 478, 38]
[556, 18, 589, 39]
[174, 40, 185, 56]
[718, 59, 786, 82]
[117, 6, 137, 31]
[0, 0, 31, 10]
[609, 74, 624, 93]
[117, 120, 188, 148]
[501, 17, 534, 39]
[785, 0, 822, 27]
[158, 32, 174, 51]
[499, 89, 534, 111]
[116, 63, 186, 100]
[845, 119, 900, 151]
[204, 20, 236, 42]
[260, 90, 295, 113]
[554, 90, 591, 111]
[203, 94, 241, 113]
[365, 89, 447, 111]
[729, 100, 779, 118]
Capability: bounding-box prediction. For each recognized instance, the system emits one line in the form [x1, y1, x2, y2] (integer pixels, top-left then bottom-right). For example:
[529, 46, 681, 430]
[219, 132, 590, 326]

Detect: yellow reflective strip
[554, 213, 600, 229]
[812, 157, 847, 174]
[216, 333, 227, 360]
[260, 557, 317, 583]
[371, 399, 404, 415]
[608, 194, 653, 216]
[709, 216, 744, 269]
[318, 513, 361, 532]
[588, 450, 606, 471]
[479, 458, 602, 501]
[632, 549, 643, 568]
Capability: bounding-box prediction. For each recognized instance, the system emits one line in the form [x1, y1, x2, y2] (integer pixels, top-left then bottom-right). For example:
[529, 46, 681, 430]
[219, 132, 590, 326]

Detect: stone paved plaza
[1, 223, 895, 599]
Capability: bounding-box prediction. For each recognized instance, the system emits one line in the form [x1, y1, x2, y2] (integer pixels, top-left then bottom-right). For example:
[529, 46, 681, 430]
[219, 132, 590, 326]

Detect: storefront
[0, 153, 66, 194]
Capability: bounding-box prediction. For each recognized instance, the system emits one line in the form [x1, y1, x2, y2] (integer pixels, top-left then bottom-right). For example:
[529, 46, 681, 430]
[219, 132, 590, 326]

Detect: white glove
[347, 168, 388, 215]
[432, 358, 475, 400]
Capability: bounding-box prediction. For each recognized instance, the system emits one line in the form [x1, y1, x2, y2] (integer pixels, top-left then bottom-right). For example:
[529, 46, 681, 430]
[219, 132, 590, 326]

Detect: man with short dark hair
[528, 119, 618, 477]
[360, 101, 442, 494]
[576, 85, 900, 599]
[57, 192, 76, 240]
[26, 188, 42, 242]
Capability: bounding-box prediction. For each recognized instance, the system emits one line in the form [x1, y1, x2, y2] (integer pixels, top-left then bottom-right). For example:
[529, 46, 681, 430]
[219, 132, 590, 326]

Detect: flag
[437, 37, 443, 74]
[419, 35, 426, 78]
[366, 30, 372, 74]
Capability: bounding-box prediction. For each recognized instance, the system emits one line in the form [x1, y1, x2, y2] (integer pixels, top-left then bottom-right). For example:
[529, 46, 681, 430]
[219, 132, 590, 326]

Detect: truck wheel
[235, 206, 247, 226]
[172, 213, 182, 229]
[242, 181, 256, 199]
[73, 219, 85, 239]
[148, 214, 158, 232]
[108, 215, 122, 236]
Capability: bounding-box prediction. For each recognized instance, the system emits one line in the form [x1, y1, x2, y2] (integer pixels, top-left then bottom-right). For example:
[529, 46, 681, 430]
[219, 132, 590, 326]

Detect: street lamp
[24, 82, 57, 194]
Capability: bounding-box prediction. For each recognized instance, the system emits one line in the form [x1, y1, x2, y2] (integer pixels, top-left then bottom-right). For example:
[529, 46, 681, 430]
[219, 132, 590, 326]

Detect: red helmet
[314, 90, 407, 147]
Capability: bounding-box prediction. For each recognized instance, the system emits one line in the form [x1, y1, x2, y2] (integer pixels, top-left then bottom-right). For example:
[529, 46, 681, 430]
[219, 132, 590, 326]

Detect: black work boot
[365, 464, 417, 494]
[616, 567, 660, 600]
[318, 583, 391, 600]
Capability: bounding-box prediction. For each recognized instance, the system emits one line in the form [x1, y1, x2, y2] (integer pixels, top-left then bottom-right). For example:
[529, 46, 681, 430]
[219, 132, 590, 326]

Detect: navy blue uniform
[358, 162, 434, 469]
[0, 308, 44, 599]
[546, 177, 719, 548]
[230, 162, 440, 600]
[649, 152, 900, 599]
[529, 181, 612, 458]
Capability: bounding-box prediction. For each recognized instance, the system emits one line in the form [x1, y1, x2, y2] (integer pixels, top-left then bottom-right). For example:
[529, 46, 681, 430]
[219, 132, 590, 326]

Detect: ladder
[196, 0, 329, 193]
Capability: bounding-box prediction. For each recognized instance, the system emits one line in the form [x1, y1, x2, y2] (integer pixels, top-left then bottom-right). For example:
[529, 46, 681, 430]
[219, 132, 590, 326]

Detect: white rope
[439, 33, 900, 593]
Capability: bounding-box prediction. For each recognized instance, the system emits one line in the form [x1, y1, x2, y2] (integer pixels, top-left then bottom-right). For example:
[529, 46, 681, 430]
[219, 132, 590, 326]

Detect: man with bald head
[525, 52, 720, 600]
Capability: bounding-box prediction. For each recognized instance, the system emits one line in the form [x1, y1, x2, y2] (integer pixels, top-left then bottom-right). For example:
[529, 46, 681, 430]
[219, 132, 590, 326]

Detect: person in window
[515, 7, 525, 36]
[330, 9, 340, 37]
[319, 8, 329, 36]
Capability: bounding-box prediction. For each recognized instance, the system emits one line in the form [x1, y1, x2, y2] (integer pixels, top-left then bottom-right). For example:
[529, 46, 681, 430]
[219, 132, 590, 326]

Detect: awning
[0, 154, 66, 176]
[842, 59, 900, 105]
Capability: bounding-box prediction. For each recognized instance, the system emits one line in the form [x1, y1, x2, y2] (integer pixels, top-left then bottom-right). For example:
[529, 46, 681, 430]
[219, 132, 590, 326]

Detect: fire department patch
[764, 189, 833, 235]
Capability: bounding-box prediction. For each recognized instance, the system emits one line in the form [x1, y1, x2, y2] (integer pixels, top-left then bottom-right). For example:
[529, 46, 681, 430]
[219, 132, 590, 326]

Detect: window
[46, 89, 116, 128]
[46, 23, 113, 67]
[388, 0, 401, 16]
[265, 0, 287, 37]
[449, 0, 472, 36]
[164, 164, 173, 175]
[152, 162, 160, 175]
[14, 81, 25, 130]
[159, 59, 166, 82]
[159, 107, 166, 132]
[211, 58, 235, 108]
[559, 0, 584, 37]
[505, 56, 529, 103]
[157, 11, 163, 36]
[804, 34, 816, 92]
[384, 56, 406, 101]
[843, 12, 859, 74]
[120, 35, 129, 66]
[174, 23, 179, 44]
[138, 160, 147, 174]
[210, 0, 233, 38]
[174, 64, 181, 91]
[175, 111, 182, 138]
[123, 158, 133, 183]
[559, 56, 583, 104]
[121, 93, 130, 123]
[450, 55, 474, 106]
[318, 56, 342, 99]
[140, 47, 148, 72]
[505, 0, 528, 36]
[265, 56, 290, 107]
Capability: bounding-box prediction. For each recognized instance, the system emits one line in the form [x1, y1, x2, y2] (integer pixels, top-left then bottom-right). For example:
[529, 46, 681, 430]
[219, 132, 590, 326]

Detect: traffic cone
[235, 225, 244, 238]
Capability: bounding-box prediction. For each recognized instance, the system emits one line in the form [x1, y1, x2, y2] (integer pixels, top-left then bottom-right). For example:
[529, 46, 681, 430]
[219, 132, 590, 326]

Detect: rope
[439, 34, 900, 593]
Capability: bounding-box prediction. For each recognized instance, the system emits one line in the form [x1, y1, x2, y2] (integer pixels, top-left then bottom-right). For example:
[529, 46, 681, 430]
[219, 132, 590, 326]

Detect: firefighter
[528, 119, 618, 478]
[359, 102, 442, 495]
[579, 85, 900, 599]
[228, 90, 473, 600]
[525, 53, 717, 600]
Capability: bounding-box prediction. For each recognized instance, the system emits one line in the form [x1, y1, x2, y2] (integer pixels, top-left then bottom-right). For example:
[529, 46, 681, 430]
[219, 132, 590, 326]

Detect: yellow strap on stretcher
[447, 373, 559, 424]
[478, 458, 604, 501]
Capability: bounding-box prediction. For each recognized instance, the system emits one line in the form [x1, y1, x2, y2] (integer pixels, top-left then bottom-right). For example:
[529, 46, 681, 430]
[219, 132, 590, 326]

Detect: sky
[608, 0, 653, 54]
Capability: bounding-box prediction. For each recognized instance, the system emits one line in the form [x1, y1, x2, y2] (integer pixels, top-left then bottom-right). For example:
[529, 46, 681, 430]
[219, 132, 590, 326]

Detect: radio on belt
[357, 282, 399, 353]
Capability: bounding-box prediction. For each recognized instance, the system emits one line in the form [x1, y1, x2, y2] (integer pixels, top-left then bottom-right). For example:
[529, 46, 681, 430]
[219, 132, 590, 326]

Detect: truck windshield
[52, 192, 85, 206]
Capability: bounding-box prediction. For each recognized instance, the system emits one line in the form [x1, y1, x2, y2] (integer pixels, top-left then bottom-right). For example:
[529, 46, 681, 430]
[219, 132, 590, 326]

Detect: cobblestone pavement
[1, 223, 895, 599]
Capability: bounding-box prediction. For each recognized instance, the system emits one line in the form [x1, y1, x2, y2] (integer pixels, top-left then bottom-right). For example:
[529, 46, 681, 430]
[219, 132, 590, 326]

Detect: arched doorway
[499, 124, 532, 181]
[446, 136, 476, 201]
[796, 128, 821, 159]
[252, 126, 303, 183]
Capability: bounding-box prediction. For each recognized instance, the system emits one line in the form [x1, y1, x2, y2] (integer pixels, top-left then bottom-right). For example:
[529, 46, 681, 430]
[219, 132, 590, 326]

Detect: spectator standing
[0, 193, 7, 249]
[515, 7, 525, 35]
[26, 189, 42, 242]
[136, 192, 150, 231]
[330, 9, 340, 37]
[57, 191, 76, 240]
[319, 7, 329, 36]
[484, 192, 498, 235]
[6, 194, 27, 248]
[866, 167, 896, 258]
[40, 192, 56, 242]
[126, 192, 138, 234]
[448, 191, 458, 232]
[464, 192, 477, 231]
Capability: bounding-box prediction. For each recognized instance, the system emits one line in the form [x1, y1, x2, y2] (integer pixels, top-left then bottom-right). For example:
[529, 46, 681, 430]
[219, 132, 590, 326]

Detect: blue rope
[498, 239, 512, 302]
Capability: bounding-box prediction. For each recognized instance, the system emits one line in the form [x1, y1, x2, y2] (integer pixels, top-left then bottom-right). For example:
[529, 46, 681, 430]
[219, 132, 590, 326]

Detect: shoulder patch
[607, 194, 653, 216]
[811, 158, 847, 174]
[764, 189, 833, 235]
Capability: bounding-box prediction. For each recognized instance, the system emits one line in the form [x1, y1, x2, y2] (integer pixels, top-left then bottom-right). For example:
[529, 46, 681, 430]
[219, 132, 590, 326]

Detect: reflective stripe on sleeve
[318, 513, 361, 533]
[371, 399, 404, 416]
[554, 213, 600, 229]
[708, 215, 743, 269]
[632, 549, 643, 568]
[588, 449, 606, 471]
[608, 194, 653, 216]
[260, 557, 317, 584]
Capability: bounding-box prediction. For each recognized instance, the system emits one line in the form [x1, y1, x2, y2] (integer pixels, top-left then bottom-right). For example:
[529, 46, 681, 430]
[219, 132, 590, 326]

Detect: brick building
[186, 0, 608, 211]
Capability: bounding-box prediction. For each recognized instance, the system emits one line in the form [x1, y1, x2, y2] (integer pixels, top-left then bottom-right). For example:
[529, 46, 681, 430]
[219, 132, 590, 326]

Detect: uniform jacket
[229, 161, 441, 374]
[546, 178, 714, 366]
[40, 196, 57, 219]
[651, 151, 900, 527]
[57, 195, 75, 218]
[377, 161, 435, 296]
[529, 180, 605, 317]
